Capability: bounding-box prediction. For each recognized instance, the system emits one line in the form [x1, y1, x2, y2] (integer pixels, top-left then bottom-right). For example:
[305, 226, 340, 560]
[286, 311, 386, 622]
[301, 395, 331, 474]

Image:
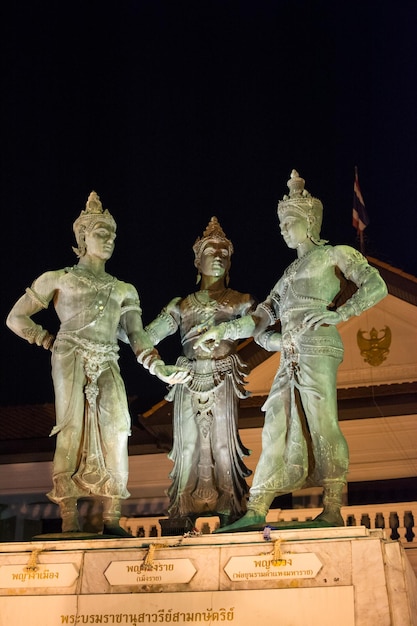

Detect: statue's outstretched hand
[303, 310, 342, 331]
[193, 325, 225, 354]
[153, 364, 192, 385]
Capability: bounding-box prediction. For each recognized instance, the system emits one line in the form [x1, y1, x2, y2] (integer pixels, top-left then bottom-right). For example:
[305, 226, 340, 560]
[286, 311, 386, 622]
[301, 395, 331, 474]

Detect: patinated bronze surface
[196, 171, 388, 531]
[6, 192, 189, 537]
[146, 217, 256, 527]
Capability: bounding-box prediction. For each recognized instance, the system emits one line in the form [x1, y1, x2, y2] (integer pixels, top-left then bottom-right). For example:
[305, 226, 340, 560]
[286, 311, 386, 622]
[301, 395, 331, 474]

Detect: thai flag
[352, 167, 369, 232]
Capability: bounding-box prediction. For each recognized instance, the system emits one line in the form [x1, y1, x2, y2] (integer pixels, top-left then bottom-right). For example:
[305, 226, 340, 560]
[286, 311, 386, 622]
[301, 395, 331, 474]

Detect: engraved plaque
[104, 558, 197, 585]
[0, 563, 79, 588]
[224, 552, 323, 581]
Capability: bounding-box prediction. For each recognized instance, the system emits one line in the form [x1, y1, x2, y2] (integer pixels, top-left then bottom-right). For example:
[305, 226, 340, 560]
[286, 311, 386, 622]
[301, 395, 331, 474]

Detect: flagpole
[359, 228, 364, 255]
[352, 166, 369, 256]
[355, 166, 364, 255]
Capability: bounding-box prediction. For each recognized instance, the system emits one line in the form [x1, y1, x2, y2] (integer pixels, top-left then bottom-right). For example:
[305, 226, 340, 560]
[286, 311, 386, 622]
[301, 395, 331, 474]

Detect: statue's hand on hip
[303, 310, 342, 331]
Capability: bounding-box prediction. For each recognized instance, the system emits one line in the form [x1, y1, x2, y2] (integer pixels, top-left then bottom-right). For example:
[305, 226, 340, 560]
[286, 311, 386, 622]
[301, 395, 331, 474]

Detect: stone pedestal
[0, 526, 416, 625]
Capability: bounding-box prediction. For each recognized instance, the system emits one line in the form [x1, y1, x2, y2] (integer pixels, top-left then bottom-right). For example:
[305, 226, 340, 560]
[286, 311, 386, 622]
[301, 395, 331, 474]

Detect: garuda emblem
[357, 326, 391, 367]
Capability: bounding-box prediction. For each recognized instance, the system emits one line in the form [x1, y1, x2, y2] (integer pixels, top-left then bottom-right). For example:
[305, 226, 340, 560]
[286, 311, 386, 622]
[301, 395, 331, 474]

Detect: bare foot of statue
[214, 510, 266, 533]
[103, 522, 134, 538]
[61, 516, 80, 533]
[62, 522, 81, 533]
[218, 513, 243, 528]
[313, 508, 345, 527]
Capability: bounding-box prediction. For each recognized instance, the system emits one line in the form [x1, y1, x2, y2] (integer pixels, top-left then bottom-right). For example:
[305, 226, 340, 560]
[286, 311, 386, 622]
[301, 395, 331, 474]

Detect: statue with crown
[6, 192, 190, 537]
[196, 170, 388, 532]
[145, 216, 257, 531]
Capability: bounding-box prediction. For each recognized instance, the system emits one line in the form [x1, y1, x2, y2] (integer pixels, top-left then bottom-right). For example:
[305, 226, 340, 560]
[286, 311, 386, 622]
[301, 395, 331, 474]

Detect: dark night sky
[1, 0, 416, 407]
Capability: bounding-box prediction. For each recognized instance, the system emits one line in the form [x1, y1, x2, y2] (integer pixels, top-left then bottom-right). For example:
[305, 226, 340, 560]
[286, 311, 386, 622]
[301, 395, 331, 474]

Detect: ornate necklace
[193, 288, 229, 308]
[70, 266, 116, 291]
[186, 289, 231, 333]
[284, 247, 316, 278]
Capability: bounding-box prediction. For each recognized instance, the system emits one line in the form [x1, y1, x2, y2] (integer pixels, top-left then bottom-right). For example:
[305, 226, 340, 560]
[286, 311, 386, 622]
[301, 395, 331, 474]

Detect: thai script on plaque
[0, 563, 79, 588]
[12, 569, 60, 582]
[232, 568, 314, 580]
[126, 562, 174, 572]
[224, 553, 322, 581]
[104, 559, 196, 586]
[254, 558, 292, 568]
[59, 607, 235, 623]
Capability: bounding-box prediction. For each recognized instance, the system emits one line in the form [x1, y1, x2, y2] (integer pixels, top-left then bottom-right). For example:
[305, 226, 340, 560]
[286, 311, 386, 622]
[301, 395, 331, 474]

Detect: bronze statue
[145, 217, 256, 527]
[6, 191, 190, 536]
[196, 171, 388, 531]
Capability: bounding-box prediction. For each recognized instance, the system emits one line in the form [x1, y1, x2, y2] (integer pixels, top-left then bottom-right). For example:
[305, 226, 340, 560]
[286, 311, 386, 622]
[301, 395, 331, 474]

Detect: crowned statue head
[277, 170, 327, 246]
[193, 216, 234, 265]
[73, 191, 117, 257]
[192, 216, 234, 285]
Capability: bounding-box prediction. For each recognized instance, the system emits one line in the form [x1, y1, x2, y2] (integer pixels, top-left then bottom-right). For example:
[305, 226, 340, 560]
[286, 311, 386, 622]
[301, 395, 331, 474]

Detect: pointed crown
[73, 191, 116, 243]
[72, 191, 117, 256]
[277, 170, 324, 243]
[192, 216, 234, 265]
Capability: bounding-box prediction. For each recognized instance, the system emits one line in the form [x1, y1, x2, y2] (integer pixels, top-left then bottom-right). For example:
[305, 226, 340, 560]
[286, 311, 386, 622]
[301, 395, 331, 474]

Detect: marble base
[0, 526, 416, 625]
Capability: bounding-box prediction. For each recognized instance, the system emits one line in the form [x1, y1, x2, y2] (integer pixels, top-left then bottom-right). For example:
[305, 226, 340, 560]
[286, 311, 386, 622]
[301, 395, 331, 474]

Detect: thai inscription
[0, 563, 79, 588]
[104, 559, 197, 586]
[224, 553, 322, 581]
[59, 608, 235, 623]
[0, 588, 355, 625]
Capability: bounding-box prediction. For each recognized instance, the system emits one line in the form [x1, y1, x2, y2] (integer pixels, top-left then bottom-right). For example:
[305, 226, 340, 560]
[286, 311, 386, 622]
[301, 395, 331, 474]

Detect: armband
[267, 296, 280, 322]
[25, 287, 49, 309]
[255, 330, 282, 352]
[120, 303, 142, 316]
[145, 309, 177, 345]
